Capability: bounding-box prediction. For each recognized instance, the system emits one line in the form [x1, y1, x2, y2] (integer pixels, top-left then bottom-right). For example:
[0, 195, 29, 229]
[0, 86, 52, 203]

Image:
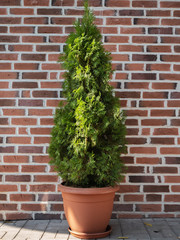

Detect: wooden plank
[55, 220, 69, 240]
[109, 219, 123, 239]
[1, 220, 27, 240]
[119, 219, 150, 240]
[152, 219, 177, 239]
[166, 218, 180, 237]
[41, 220, 62, 240]
[26, 220, 49, 240]
[13, 220, 38, 240]
[142, 219, 166, 240]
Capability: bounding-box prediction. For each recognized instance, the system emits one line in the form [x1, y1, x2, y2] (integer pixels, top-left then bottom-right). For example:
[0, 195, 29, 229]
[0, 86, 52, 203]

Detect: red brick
[143, 92, 167, 99]
[10, 194, 35, 201]
[6, 213, 32, 220]
[132, 1, 157, 7]
[150, 110, 175, 117]
[144, 185, 169, 193]
[153, 167, 177, 174]
[160, 147, 180, 155]
[18, 146, 43, 154]
[146, 10, 171, 16]
[30, 128, 51, 135]
[0, 54, 18, 60]
[42, 63, 61, 70]
[0, 91, 18, 98]
[105, 0, 130, 7]
[24, 0, 49, 6]
[147, 64, 171, 71]
[12, 118, 37, 125]
[51, 17, 75, 25]
[162, 19, 180, 26]
[21, 165, 46, 173]
[22, 36, 45, 43]
[6, 175, 31, 182]
[161, 1, 180, 8]
[118, 185, 140, 193]
[0, 9, 7, 14]
[0, 185, 18, 192]
[0, 26, 7, 33]
[41, 82, 62, 89]
[0, 0, 20, 5]
[50, 204, 64, 211]
[136, 157, 161, 164]
[33, 156, 50, 163]
[10, 8, 34, 15]
[174, 65, 180, 71]
[112, 54, 129, 62]
[28, 109, 52, 116]
[22, 72, 47, 79]
[21, 54, 45, 61]
[148, 27, 172, 35]
[146, 194, 162, 202]
[134, 18, 159, 25]
[165, 205, 180, 212]
[136, 204, 161, 212]
[125, 63, 144, 71]
[153, 128, 178, 135]
[0, 72, 18, 79]
[36, 45, 60, 52]
[106, 18, 131, 25]
[129, 176, 154, 183]
[130, 147, 156, 154]
[0, 127, 15, 134]
[121, 27, 144, 34]
[0, 204, 17, 211]
[21, 204, 47, 211]
[161, 37, 180, 44]
[38, 27, 62, 34]
[14, 63, 39, 70]
[24, 17, 48, 24]
[168, 100, 180, 107]
[9, 45, 33, 52]
[4, 155, 29, 163]
[142, 119, 167, 126]
[165, 176, 180, 183]
[124, 194, 144, 202]
[34, 175, 58, 182]
[0, 147, 14, 153]
[18, 99, 43, 107]
[37, 8, 62, 15]
[10, 27, 34, 33]
[0, 17, 21, 24]
[0, 165, 18, 172]
[49, 36, 68, 43]
[52, 0, 74, 6]
[132, 54, 157, 61]
[172, 186, 180, 192]
[126, 109, 148, 117]
[132, 36, 157, 44]
[30, 184, 55, 192]
[132, 73, 156, 80]
[7, 137, 31, 144]
[0, 81, 9, 88]
[0, 194, 6, 201]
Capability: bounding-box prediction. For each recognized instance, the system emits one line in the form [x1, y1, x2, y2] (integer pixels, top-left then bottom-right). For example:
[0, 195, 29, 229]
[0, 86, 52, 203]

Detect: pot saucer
[68, 225, 112, 239]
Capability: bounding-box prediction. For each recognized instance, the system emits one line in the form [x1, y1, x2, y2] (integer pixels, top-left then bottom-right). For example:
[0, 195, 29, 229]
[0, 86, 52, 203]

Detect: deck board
[0, 219, 180, 240]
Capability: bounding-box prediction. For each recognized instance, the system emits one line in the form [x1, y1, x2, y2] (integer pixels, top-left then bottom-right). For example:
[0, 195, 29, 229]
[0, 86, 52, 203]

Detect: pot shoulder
[59, 184, 119, 195]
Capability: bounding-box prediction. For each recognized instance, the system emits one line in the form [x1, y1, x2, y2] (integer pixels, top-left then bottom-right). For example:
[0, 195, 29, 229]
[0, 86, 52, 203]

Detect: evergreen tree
[48, 0, 127, 188]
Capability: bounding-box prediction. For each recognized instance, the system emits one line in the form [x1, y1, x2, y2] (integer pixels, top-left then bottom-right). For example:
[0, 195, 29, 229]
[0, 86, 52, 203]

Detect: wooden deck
[0, 219, 180, 240]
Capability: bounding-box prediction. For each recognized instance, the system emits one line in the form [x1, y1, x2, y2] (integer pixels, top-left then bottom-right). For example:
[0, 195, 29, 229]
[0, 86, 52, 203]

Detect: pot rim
[59, 183, 120, 195]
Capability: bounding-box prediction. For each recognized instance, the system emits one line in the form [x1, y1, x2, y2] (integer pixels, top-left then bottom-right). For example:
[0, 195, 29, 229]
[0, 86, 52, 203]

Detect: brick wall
[0, 0, 180, 220]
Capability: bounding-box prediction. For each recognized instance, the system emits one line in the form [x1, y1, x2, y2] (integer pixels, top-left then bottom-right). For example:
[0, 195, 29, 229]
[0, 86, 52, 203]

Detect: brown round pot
[59, 183, 119, 239]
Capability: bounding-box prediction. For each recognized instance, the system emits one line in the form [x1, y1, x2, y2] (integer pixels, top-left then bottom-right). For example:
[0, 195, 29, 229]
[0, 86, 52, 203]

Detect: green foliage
[48, 0, 127, 188]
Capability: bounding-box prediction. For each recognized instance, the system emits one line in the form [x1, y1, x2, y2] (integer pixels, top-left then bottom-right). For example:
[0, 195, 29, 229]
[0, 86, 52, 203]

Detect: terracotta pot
[59, 183, 119, 239]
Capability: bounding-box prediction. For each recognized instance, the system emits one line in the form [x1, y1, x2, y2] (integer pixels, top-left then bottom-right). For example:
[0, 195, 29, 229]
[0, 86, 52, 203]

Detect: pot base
[68, 225, 112, 239]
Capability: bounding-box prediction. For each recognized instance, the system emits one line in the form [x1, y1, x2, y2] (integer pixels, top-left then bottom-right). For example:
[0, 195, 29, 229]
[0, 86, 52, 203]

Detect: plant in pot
[48, 1, 127, 239]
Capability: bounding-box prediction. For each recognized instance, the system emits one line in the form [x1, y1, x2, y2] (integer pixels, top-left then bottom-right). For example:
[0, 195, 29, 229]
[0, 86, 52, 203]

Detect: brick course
[0, 0, 180, 220]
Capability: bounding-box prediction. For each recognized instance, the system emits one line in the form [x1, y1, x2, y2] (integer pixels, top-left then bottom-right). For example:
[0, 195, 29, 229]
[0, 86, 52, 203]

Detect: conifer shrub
[48, 1, 127, 188]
